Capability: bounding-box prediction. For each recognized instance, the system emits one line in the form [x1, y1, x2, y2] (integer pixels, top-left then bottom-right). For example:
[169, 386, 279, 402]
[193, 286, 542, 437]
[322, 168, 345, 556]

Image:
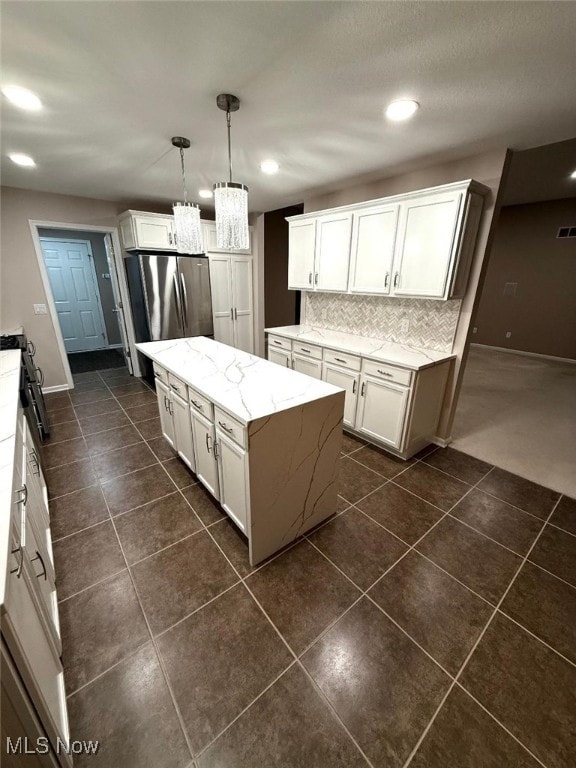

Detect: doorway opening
[30, 220, 141, 388]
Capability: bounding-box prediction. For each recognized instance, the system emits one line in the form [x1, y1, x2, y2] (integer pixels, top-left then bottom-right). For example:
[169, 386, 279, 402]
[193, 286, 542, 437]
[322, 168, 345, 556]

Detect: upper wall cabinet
[119, 210, 177, 251]
[286, 179, 487, 301]
[202, 221, 252, 255]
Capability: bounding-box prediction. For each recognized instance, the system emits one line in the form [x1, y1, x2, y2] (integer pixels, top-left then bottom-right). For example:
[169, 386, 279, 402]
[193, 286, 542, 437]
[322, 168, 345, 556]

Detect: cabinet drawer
[214, 407, 247, 449]
[168, 373, 187, 399]
[292, 342, 322, 360]
[267, 334, 291, 352]
[153, 363, 169, 384]
[362, 359, 412, 387]
[189, 388, 214, 421]
[323, 349, 361, 371]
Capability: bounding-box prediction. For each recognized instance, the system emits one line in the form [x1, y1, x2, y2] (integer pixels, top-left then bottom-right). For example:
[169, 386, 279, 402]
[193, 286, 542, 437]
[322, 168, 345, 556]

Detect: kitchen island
[136, 336, 345, 565]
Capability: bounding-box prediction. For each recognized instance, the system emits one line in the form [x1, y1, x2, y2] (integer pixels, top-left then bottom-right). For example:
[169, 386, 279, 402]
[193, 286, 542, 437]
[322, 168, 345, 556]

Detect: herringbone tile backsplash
[303, 292, 461, 352]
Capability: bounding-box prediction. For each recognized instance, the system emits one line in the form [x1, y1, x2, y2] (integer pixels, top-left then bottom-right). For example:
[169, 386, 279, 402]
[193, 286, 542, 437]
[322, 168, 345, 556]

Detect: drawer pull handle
[10, 547, 24, 579]
[205, 433, 212, 454]
[361, 382, 366, 397]
[191, 400, 203, 410]
[334, 357, 347, 364]
[377, 369, 393, 377]
[31, 550, 47, 580]
[300, 347, 311, 353]
[218, 421, 234, 434]
[273, 340, 282, 346]
[170, 384, 180, 392]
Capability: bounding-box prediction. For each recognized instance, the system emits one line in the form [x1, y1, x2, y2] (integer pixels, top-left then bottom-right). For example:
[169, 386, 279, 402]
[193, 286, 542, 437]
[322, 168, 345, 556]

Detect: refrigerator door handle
[180, 272, 189, 331]
[173, 273, 182, 327]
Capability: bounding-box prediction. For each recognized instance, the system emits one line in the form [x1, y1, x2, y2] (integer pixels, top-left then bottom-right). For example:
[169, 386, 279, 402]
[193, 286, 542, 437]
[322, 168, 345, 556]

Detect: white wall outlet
[505, 331, 512, 338]
[33, 303, 47, 315]
[400, 318, 410, 335]
[472, 326, 478, 334]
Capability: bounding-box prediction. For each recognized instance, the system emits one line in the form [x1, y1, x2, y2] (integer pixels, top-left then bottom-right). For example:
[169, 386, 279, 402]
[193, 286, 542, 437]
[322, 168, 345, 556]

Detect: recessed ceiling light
[9, 152, 36, 167]
[385, 99, 420, 122]
[2, 85, 42, 111]
[570, 169, 576, 179]
[198, 189, 213, 199]
[260, 159, 279, 175]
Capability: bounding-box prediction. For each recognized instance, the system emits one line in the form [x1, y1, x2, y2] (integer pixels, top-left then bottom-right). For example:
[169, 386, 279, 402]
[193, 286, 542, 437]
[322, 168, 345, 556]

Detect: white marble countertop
[0, 350, 22, 606]
[136, 337, 343, 424]
[265, 325, 455, 370]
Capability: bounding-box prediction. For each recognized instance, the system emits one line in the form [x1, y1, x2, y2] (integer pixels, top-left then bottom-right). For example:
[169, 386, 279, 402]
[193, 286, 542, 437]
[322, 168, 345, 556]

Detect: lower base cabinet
[216, 431, 248, 532]
[292, 353, 322, 379]
[267, 347, 291, 368]
[355, 377, 409, 448]
[191, 409, 220, 499]
[322, 363, 359, 427]
[155, 378, 175, 448]
[171, 390, 195, 471]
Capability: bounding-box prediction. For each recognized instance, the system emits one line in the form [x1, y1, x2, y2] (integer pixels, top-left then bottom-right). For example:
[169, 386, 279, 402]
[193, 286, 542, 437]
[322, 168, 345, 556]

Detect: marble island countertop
[136, 336, 343, 424]
[265, 325, 455, 370]
[1, 350, 23, 604]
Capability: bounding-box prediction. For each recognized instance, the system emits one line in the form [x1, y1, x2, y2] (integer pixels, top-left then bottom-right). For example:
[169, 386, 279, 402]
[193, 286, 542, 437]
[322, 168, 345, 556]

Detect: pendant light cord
[179, 146, 188, 203]
[227, 109, 233, 183]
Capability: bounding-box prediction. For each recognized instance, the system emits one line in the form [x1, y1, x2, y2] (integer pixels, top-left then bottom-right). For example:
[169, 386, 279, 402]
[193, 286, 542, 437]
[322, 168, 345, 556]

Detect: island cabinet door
[216, 431, 248, 533]
[322, 363, 360, 428]
[155, 379, 175, 448]
[171, 392, 195, 472]
[355, 376, 409, 450]
[267, 347, 291, 368]
[191, 410, 220, 500]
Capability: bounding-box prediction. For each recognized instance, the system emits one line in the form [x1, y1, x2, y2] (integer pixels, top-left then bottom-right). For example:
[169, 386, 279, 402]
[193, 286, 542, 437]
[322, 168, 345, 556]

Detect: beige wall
[303, 148, 511, 441]
[0, 187, 135, 387]
[474, 198, 576, 360]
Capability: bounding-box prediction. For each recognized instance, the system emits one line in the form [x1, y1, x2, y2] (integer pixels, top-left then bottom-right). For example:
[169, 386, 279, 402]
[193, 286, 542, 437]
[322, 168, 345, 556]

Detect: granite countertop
[136, 336, 343, 424]
[265, 325, 455, 370]
[0, 350, 22, 606]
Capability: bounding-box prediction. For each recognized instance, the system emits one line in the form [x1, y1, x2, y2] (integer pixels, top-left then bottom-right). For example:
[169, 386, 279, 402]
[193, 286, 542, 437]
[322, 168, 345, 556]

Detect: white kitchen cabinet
[191, 409, 220, 499]
[315, 212, 353, 291]
[215, 431, 248, 532]
[393, 189, 464, 298]
[286, 180, 487, 300]
[292, 354, 322, 379]
[202, 221, 252, 254]
[322, 363, 360, 427]
[170, 390, 195, 472]
[155, 377, 175, 448]
[288, 219, 317, 289]
[355, 376, 410, 450]
[267, 347, 291, 368]
[118, 210, 177, 252]
[208, 255, 254, 354]
[349, 204, 400, 294]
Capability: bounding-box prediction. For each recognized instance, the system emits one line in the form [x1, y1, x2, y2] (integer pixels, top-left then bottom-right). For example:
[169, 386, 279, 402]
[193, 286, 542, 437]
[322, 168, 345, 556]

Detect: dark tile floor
[43, 369, 576, 768]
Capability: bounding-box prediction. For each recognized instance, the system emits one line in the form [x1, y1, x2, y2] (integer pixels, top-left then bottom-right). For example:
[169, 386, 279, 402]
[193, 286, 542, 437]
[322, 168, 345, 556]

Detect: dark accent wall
[38, 228, 121, 346]
[473, 198, 576, 359]
[264, 205, 303, 327]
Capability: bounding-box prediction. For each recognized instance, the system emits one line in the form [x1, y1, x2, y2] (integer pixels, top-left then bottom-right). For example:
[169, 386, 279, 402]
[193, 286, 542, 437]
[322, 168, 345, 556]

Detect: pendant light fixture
[171, 136, 204, 254]
[213, 93, 249, 250]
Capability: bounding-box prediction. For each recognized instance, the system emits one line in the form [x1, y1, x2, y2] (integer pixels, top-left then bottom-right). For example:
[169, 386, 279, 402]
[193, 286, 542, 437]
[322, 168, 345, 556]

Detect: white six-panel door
[40, 238, 107, 353]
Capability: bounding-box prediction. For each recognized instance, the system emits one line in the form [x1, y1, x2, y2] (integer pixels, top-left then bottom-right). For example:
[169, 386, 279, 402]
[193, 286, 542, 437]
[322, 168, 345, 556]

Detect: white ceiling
[2, 1, 576, 213]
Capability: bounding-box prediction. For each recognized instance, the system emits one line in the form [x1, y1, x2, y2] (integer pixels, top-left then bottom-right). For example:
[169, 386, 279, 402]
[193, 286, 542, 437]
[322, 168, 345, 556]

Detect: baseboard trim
[42, 384, 70, 393]
[431, 436, 452, 448]
[471, 343, 576, 365]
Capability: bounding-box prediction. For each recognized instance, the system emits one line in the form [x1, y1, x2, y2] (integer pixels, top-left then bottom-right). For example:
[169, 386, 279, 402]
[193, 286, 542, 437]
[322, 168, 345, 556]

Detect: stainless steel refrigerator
[125, 252, 214, 377]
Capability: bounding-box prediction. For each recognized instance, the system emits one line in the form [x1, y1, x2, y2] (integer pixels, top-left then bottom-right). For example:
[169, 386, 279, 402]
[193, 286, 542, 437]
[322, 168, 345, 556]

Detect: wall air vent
[557, 226, 576, 238]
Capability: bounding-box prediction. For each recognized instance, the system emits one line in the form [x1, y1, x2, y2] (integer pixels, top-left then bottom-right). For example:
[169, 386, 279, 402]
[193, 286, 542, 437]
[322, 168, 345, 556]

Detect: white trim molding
[471, 343, 576, 365]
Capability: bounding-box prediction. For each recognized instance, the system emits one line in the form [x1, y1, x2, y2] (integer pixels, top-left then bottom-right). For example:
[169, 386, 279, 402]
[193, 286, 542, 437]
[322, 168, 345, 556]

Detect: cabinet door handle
[361, 382, 366, 397]
[16, 484, 28, 506]
[214, 440, 220, 460]
[163, 395, 169, 411]
[31, 550, 47, 580]
[308, 272, 313, 285]
[384, 273, 389, 288]
[291, 359, 295, 369]
[230, 308, 234, 320]
[168, 232, 173, 245]
[191, 399, 203, 410]
[27, 340, 36, 357]
[352, 380, 357, 394]
[393, 272, 399, 288]
[234, 308, 238, 320]
[10, 546, 24, 579]
[169, 401, 174, 416]
[29, 450, 40, 475]
[314, 272, 319, 285]
[218, 421, 233, 435]
[205, 433, 212, 454]
[285, 358, 290, 368]
[377, 369, 393, 378]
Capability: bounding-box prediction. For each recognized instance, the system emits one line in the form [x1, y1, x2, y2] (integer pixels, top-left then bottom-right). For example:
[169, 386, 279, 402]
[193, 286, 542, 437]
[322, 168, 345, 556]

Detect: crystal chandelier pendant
[213, 182, 249, 250]
[173, 201, 203, 254]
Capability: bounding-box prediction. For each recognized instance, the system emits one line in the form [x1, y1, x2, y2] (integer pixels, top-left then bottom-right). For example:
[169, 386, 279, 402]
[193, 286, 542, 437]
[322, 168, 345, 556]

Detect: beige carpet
[452, 345, 576, 498]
